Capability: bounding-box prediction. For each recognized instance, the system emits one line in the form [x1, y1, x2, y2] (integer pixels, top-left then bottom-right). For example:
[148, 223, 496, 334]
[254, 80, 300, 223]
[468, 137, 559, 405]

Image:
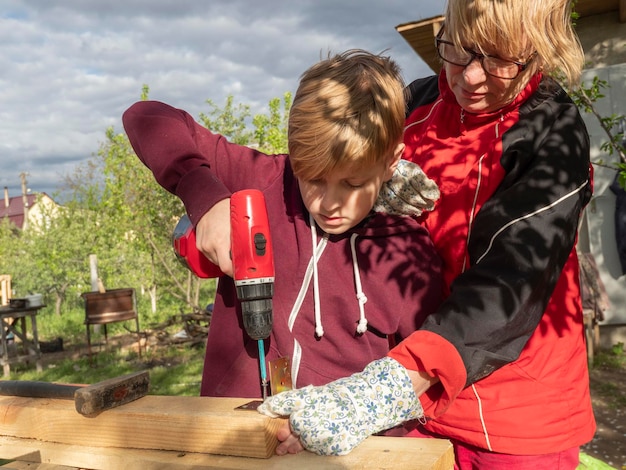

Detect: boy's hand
[195, 198, 233, 276]
[258, 357, 424, 456]
[373, 160, 439, 217]
[275, 421, 305, 455]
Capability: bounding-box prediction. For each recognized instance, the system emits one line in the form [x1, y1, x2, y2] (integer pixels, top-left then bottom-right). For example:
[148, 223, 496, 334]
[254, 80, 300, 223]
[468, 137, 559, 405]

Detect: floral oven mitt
[373, 159, 440, 217]
[257, 357, 424, 456]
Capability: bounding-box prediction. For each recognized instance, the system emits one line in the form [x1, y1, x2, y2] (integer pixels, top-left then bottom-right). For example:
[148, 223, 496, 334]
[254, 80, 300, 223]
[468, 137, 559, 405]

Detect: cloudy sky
[1, 1, 445, 200]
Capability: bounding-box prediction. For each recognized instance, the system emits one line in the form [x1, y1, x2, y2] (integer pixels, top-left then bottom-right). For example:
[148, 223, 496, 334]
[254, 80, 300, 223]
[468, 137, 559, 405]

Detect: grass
[594, 342, 626, 370]
[590, 342, 626, 411]
[9, 341, 205, 396]
[36, 308, 87, 343]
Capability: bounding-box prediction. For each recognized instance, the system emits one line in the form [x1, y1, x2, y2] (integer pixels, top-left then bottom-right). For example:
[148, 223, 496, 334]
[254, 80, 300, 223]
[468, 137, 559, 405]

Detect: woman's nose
[462, 58, 488, 84]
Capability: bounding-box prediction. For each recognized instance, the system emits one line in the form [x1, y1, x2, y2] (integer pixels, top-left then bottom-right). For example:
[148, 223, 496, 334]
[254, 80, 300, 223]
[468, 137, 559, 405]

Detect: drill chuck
[237, 282, 274, 340]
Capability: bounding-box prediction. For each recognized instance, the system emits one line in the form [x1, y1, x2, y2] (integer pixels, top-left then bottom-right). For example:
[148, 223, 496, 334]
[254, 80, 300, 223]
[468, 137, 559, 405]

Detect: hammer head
[74, 370, 150, 416]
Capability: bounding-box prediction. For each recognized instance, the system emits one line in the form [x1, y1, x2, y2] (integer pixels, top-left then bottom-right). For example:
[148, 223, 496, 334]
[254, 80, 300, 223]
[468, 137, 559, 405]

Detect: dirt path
[581, 367, 626, 469]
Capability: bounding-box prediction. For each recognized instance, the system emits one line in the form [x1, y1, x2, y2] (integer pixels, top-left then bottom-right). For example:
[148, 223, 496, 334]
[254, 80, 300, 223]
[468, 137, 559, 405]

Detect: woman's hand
[195, 198, 233, 276]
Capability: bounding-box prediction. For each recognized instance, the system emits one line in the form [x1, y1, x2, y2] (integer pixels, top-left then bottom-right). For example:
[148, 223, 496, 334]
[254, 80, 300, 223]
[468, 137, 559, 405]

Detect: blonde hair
[445, 0, 584, 87]
[288, 49, 406, 181]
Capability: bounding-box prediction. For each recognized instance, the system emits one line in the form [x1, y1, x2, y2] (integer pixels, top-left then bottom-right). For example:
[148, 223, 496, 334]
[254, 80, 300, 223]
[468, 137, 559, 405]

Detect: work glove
[258, 357, 424, 456]
[373, 159, 439, 217]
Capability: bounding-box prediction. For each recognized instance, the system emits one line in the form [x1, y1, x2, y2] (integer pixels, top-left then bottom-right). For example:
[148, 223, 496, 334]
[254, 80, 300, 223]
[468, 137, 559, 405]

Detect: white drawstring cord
[287, 215, 328, 388]
[350, 233, 368, 334]
[310, 213, 324, 338]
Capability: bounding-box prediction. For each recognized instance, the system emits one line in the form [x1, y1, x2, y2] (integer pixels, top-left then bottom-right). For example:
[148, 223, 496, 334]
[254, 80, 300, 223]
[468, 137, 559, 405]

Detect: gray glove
[258, 357, 424, 456]
[373, 159, 439, 217]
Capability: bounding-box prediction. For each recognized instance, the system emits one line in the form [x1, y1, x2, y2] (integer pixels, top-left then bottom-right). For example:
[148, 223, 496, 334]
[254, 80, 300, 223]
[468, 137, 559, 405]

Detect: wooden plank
[0, 434, 454, 470]
[0, 396, 283, 459]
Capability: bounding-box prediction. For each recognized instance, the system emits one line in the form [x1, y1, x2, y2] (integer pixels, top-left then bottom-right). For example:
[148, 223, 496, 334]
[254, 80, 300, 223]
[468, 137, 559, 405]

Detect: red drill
[172, 189, 275, 398]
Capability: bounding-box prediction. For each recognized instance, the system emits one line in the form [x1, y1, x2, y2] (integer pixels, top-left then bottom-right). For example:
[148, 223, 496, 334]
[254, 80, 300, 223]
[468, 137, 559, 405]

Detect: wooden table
[0, 395, 454, 469]
[0, 435, 454, 469]
[0, 305, 44, 376]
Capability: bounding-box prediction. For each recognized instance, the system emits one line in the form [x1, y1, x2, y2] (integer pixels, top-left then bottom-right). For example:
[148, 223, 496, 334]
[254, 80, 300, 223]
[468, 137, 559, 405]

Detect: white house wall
[579, 63, 626, 326]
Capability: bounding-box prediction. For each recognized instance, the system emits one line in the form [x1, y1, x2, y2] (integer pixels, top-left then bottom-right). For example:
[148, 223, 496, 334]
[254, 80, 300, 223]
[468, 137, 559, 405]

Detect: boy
[123, 49, 442, 398]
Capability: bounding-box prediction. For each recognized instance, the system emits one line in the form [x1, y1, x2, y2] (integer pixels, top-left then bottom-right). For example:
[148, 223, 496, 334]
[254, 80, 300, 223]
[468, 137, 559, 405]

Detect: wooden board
[0, 434, 454, 469]
[0, 395, 454, 469]
[0, 396, 282, 459]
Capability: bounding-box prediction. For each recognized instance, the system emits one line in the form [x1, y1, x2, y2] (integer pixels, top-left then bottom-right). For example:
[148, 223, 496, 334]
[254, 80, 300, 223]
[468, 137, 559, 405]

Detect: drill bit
[258, 339, 269, 399]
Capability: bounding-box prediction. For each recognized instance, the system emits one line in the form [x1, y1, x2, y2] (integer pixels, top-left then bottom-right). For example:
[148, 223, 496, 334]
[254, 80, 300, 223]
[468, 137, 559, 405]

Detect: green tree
[22, 200, 95, 314]
[253, 92, 291, 154]
[199, 95, 253, 145]
[0, 219, 21, 293]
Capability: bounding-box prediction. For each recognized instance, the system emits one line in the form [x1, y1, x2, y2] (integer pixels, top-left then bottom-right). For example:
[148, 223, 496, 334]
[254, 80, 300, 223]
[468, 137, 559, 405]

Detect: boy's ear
[384, 143, 405, 181]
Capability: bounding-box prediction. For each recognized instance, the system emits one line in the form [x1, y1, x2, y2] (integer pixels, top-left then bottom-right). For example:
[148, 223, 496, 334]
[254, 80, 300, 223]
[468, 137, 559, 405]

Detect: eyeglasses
[435, 28, 535, 80]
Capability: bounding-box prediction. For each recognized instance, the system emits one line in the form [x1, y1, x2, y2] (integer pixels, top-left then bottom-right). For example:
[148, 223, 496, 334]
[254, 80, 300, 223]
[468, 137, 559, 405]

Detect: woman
[259, 0, 596, 468]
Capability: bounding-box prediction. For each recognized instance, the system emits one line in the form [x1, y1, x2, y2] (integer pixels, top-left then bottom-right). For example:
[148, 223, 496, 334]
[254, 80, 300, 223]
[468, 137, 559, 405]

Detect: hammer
[0, 370, 149, 416]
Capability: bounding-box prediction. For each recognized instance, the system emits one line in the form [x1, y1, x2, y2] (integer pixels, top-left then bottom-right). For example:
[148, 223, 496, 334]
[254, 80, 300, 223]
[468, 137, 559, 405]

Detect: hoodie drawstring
[350, 233, 368, 334]
[286, 214, 329, 387]
[310, 214, 325, 338]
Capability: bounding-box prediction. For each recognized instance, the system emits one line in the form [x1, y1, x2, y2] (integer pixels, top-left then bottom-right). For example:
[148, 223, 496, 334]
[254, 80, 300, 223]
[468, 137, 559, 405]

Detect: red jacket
[123, 101, 443, 398]
[389, 73, 596, 454]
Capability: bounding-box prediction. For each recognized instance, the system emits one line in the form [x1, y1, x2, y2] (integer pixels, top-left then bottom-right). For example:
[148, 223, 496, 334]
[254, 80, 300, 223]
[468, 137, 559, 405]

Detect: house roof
[395, 16, 444, 75]
[396, 0, 626, 74]
[0, 193, 40, 229]
[576, 0, 625, 20]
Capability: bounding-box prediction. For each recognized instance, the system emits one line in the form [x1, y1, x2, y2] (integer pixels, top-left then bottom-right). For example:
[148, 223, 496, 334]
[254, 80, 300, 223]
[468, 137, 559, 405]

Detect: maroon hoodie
[123, 100, 443, 398]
